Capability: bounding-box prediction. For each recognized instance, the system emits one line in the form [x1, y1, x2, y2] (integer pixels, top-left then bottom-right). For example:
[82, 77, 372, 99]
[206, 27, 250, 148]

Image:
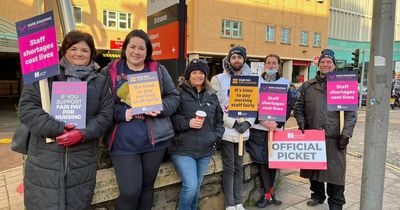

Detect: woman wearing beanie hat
[169, 59, 225, 210]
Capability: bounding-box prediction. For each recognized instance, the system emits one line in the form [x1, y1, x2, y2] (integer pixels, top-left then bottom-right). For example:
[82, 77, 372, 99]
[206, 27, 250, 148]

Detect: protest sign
[269, 130, 327, 170]
[258, 83, 288, 122]
[327, 71, 358, 111]
[128, 71, 163, 114]
[228, 75, 259, 118]
[16, 11, 59, 85]
[51, 82, 87, 129]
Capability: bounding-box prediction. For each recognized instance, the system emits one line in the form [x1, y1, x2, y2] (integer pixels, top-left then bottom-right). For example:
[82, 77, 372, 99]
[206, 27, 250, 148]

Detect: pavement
[0, 102, 399, 209]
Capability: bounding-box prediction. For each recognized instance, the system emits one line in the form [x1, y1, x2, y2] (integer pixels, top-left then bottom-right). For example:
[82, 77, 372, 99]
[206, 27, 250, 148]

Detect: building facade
[187, 0, 330, 85]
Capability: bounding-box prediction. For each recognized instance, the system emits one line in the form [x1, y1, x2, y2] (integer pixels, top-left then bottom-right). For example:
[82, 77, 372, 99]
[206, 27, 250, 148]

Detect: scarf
[60, 57, 97, 81]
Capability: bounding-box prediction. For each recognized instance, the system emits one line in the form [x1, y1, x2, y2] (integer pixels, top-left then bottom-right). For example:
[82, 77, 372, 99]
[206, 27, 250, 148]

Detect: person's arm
[19, 83, 64, 138]
[80, 77, 115, 141]
[158, 65, 179, 116]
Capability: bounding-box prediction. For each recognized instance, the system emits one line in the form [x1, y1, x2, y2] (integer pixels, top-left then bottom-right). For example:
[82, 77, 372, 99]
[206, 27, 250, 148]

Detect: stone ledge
[91, 151, 252, 205]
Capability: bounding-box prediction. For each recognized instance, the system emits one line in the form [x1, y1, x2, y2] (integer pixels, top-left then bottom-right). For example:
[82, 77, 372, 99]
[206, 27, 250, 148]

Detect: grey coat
[19, 68, 114, 210]
[293, 74, 357, 185]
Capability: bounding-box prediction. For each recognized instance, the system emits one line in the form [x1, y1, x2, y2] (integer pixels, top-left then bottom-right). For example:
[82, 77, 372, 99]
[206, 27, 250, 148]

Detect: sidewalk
[1, 152, 399, 210]
[247, 153, 400, 210]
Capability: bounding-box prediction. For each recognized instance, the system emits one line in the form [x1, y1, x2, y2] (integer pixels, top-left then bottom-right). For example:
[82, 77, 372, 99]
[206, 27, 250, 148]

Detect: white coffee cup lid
[195, 110, 207, 117]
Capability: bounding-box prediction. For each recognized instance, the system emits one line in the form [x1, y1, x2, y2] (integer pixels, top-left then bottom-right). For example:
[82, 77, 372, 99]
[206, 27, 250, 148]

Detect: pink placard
[269, 130, 327, 170]
[18, 27, 58, 75]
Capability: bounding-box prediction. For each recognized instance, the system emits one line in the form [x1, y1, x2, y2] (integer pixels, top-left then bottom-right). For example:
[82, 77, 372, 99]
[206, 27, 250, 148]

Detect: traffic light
[351, 49, 360, 68]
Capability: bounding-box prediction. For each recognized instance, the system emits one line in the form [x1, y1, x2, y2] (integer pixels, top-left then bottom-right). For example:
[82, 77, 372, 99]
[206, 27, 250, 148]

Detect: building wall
[0, 0, 41, 23]
[188, 0, 329, 61]
[329, 0, 400, 41]
[47, 0, 148, 50]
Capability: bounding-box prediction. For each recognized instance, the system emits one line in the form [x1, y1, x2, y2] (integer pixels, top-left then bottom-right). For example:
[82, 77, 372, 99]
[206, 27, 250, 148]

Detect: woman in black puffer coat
[169, 59, 224, 210]
[19, 31, 114, 210]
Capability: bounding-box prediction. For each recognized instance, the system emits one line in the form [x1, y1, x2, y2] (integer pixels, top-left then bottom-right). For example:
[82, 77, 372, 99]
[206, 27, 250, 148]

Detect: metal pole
[56, 0, 76, 35]
[360, 0, 396, 209]
[359, 49, 366, 107]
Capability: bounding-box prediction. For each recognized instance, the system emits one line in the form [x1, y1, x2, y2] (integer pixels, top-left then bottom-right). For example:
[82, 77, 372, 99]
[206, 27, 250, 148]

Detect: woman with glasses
[169, 59, 224, 210]
[246, 54, 298, 208]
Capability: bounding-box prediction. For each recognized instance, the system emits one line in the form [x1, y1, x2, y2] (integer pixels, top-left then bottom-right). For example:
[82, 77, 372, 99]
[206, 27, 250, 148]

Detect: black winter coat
[294, 73, 357, 185]
[19, 68, 114, 210]
[169, 83, 224, 158]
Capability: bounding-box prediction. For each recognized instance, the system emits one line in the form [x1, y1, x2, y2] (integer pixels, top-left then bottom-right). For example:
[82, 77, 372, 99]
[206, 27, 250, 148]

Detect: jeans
[310, 179, 345, 209]
[111, 149, 166, 210]
[171, 155, 212, 210]
[220, 141, 243, 206]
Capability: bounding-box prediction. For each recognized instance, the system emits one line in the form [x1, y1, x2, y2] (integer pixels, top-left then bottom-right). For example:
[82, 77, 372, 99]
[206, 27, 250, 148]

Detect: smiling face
[319, 57, 335, 77]
[125, 36, 147, 70]
[64, 41, 91, 66]
[189, 70, 205, 90]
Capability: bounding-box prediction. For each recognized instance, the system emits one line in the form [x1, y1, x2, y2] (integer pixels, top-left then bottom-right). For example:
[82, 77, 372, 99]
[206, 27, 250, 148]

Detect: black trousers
[112, 149, 166, 210]
[310, 179, 345, 209]
[257, 163, 277, 193]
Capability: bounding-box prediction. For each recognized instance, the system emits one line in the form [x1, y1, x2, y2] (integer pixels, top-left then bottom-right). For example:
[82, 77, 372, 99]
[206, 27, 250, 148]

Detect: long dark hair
[120, 29, 153, 64]
[60, 31, 97, 60]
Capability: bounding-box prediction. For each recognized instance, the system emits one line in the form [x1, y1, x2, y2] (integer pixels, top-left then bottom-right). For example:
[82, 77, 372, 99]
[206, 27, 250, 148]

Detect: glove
[298, 123, 305, 134]
[233, 121, 251, 134]
[338, 135, 349, 150]
[56, 129, 84, 147]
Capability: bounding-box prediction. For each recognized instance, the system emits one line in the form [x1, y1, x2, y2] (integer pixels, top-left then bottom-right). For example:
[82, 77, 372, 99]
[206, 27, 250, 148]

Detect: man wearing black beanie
[210, 46, 255, 210]
[293, 49, 357, 210]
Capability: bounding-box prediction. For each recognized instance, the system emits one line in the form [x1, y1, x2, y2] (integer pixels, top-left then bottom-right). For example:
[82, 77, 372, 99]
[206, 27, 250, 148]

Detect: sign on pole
[128, 72, 163, 114]
[269, 130, 327, 170]
[51, 82, 87, 129]
[258, 83, 288, 122]
[327, 71, 358, 111]
[16, 11, 59, 84]
[228, 75, 259, 118]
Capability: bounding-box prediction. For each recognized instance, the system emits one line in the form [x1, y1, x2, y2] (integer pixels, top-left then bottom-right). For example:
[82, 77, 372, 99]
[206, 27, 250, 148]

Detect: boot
[271, 193, 282, 205]
[268, 187, 282, 205]
[255, 193, 271, 208]
[306, 198, 324, 206]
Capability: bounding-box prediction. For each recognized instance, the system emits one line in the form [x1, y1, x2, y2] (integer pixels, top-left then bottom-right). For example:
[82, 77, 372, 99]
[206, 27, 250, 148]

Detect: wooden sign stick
[268, 130, 274, 157]
[39, 79, 54, 143]
[238, 118, 244, 156]
[340, 111, 344, 133]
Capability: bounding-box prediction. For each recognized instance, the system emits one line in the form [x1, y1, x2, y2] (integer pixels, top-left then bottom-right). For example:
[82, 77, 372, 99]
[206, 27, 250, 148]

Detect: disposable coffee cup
[195, 110, 207, 120]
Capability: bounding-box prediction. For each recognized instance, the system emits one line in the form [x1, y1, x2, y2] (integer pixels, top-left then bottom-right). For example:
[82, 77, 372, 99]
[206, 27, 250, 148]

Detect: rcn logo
[34, 71, 40, 78]
[287, 132, 295, 139]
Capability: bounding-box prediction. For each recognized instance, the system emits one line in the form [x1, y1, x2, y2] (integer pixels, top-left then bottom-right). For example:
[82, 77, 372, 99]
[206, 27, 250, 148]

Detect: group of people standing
[18, 28, 356, 210]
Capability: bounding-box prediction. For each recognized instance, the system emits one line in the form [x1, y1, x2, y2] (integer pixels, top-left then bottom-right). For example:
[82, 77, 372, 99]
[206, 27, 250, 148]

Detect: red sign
[292, 60, 310, 67]
[269, 130, 327, 170]
[148, 21, 179, 60]
[110, 40, 124, 50]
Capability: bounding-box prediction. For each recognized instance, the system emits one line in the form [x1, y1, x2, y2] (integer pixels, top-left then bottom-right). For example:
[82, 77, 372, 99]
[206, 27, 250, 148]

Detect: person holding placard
[211, 46, 255, 210]
[169, 59, 224, 210]
[18, 31, 114, 209]
[293, 49, 357, 210]
[246, 54, 298, 208]
[102, 29, 179, 210]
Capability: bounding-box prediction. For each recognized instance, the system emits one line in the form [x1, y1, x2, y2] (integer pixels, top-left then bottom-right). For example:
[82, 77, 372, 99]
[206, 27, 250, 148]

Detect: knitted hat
[228, 46, 247, 61]
[184, 59, 209, 79]
[318, 49, 336, 65]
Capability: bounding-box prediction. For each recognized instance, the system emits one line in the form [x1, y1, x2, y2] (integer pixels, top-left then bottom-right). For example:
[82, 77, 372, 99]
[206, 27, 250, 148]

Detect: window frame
[300, 31, 309, 46]
[313, 32, 321, 47]
[73, 6, 83, 25]
[103, 10, 131, 30]
[221, 19, 242, 39]
[281, 28, 291, 44]
[265, 25, 275, 42]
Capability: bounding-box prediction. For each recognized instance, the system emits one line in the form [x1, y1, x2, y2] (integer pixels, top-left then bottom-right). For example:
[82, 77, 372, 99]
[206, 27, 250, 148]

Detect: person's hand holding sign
[145, 111, 161, 117]
[260, 121, 277, 131]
